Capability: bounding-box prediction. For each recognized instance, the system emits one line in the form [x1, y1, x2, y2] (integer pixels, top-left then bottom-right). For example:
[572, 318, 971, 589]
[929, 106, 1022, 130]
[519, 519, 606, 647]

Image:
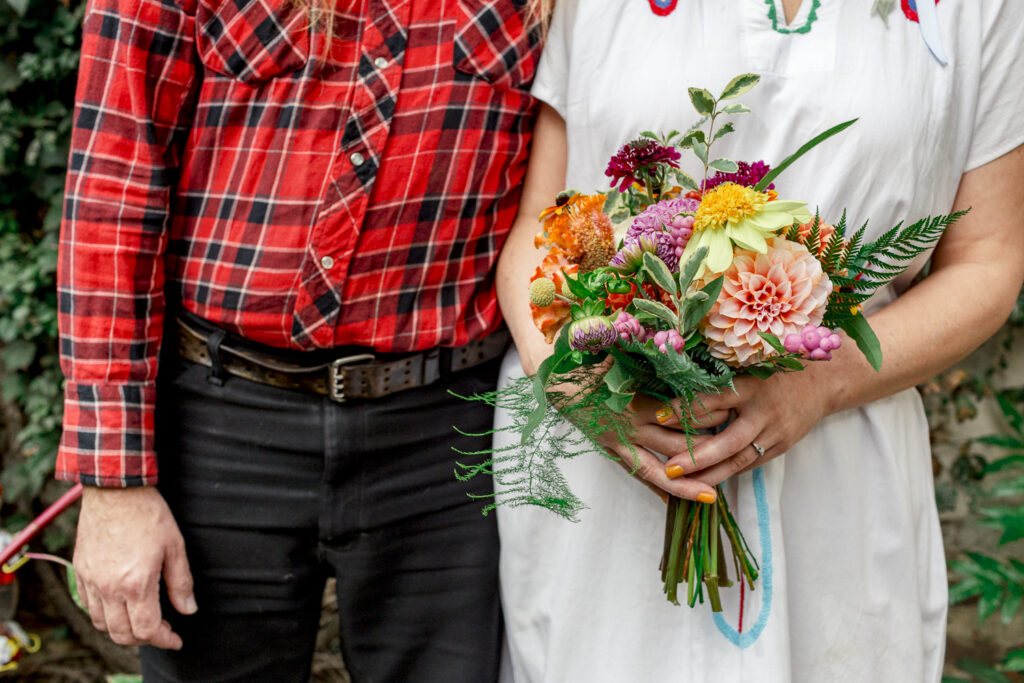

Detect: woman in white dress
[494, 0, 1024, 680]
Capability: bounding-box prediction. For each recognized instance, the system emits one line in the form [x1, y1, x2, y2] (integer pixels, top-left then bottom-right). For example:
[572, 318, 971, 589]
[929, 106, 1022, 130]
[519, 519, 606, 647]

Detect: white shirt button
[350, 152, 365, 167]
[374, 56, 389, 70]
[320, 255, 335, 270]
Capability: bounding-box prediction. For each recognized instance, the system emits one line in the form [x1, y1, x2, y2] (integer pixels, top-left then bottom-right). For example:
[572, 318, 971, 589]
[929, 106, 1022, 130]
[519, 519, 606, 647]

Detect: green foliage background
[0, 0, 82, 505]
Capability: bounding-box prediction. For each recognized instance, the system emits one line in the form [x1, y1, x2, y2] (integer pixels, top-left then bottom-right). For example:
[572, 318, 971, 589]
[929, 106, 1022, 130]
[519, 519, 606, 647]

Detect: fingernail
[697, 492, 716, 504]
[184, 595, 198, 614]
[658, 492, 669, 504]
[655, 407, 673, 424]
[665, 464, 684, 479]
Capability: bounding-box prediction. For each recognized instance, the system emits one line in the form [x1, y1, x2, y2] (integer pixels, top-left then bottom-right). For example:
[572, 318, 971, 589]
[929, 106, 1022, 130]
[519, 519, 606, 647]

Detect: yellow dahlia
[681, 183, 813, 275]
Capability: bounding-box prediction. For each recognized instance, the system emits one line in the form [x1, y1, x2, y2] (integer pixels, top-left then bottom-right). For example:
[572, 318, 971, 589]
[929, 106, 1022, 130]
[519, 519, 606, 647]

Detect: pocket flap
[196, 0, 310, 83]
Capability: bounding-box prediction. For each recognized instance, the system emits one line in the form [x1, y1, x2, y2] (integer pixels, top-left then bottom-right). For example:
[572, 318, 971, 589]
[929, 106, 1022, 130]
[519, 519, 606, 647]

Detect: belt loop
[206, 328, 228, 386]
[422, 347, 441, 385]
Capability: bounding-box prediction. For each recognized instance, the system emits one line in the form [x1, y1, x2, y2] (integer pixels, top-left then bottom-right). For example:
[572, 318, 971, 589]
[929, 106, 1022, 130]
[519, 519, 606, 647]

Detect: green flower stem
[705, 499, 723, 612]
[664, 496, 689, 605]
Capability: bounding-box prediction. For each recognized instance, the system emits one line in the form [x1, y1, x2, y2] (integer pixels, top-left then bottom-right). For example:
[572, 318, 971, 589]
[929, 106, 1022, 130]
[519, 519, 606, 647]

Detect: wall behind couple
[0, 0, 1020, 679]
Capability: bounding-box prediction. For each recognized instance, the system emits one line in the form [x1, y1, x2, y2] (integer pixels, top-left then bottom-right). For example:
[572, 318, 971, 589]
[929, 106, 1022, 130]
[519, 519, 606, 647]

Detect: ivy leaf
[692, 141, 708, 165]
[688, 87, 716, 116]
[632, 298, 679, 327]
[708, 158, 739, 174]
[712, 123, 735, 142]
[681, 276, 723, 334]
[671, 169, 700, 192]
[602, 358, 636, 412]
[720, 103, 751, 115]
[679, 129, 706, 148]
[642, 252, 678, 296]
[719, 73, 760, 100]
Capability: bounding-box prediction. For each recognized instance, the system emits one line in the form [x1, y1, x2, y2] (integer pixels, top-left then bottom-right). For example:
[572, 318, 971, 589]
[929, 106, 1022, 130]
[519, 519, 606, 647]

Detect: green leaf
[67, 565, 87, 612]
[712, 123, 735, 142]
[632, 298, 679, 327]
[838, 313, 882, 371]
[692, 141, 708, 165]
[948, 576, 985, 605]
[758, 332, 786, 355]
[755, 119, 858, 192]
[640, 130, 659, 140]
[977, 435, 1024, 451]
[4, 0, 29, 16]
[1001, 581, 1022, 625]
[678, 129, 706, 148]
[708, 158, 739, 174]
[955, 658, 1010, 683]
[719, 73, 760, 100]
[642, 252, 679, 296]
[602, 359, 636, 413]
[996, 392, 1024, 435]
[106, 676, 144, 683]
[561, 269, 591, 300]
[671, 169, 700, 192]
[720, 103, 751, 115]
[2, 339, 36, 371]
[1002, 648, 1024, 672]
[988, 477, 1024, 498]
[688, 87, 716, 116]
[985, 455, 1024, 473]
[682, 276, 724, 335]
[677, 246, 709, 293]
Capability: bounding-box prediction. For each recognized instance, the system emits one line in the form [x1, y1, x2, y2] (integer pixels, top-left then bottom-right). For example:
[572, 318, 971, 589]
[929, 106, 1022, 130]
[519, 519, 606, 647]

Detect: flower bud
[569, 316, 617, 353]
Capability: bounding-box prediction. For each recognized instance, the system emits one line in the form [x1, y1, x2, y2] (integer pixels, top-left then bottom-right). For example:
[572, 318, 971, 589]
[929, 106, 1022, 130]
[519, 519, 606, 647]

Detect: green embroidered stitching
[765, 0, 821, 34]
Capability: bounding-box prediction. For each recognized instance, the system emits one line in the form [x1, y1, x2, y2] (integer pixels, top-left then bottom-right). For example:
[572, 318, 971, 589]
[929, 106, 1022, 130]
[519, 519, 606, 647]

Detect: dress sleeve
[964, 0, 1024, 171]
[56, 0, 199, 487]
[530, 0, 578, 119]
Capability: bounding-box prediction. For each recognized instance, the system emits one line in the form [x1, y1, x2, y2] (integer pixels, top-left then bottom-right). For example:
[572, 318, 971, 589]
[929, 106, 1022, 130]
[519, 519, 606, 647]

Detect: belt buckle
[328, 353, 375, 403]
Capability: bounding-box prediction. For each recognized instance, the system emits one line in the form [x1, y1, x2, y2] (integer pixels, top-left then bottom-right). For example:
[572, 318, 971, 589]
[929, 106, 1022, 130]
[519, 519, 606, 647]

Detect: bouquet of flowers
[457, 73, 963, 610]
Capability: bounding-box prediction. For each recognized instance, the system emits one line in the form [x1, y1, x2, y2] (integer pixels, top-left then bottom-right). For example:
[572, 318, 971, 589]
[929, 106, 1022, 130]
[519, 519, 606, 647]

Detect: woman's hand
[593, 392, 719, 503]
[661, 366, 833, 487]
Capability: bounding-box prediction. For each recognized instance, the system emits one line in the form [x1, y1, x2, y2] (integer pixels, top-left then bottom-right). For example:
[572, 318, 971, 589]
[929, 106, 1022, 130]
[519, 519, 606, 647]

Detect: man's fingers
[146, 620, 184, 651]
[103, 601, 141, 646]
[126, 577, 165, 644]
[163, 541, 198, 616]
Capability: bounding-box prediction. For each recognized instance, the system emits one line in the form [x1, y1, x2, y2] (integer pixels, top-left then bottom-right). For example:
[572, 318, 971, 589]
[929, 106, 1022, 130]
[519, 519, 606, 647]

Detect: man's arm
[60, 0, 201, 649]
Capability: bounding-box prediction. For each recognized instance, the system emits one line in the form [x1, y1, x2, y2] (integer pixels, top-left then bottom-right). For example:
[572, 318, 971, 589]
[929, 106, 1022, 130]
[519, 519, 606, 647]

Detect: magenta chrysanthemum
[605, 139, 682, 192]
[702, 160, 775, 193]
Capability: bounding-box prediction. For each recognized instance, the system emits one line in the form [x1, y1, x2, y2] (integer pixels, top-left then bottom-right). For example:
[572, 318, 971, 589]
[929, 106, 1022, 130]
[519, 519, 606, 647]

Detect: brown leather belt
[174, 317, 510, 403]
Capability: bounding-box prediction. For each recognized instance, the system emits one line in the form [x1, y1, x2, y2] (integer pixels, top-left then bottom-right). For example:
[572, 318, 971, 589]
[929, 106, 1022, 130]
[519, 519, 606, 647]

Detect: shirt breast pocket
[195, 0, 311, 84]
[453, 0, 538, 92]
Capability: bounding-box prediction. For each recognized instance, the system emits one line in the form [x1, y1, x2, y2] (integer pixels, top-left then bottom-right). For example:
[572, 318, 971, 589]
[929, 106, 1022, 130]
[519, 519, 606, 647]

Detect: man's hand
[74, 486, 196, 649]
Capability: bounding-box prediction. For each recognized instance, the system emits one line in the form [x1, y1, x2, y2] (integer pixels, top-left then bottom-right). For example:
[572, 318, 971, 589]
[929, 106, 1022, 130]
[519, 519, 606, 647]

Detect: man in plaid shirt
[58, 0, 541, 678]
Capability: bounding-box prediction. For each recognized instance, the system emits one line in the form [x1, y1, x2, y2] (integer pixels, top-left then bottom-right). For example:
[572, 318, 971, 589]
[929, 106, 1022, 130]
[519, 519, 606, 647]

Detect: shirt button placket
[320, 255, 335, 270]
[350, 152, 365, 167]
[373, 56, 389, 70]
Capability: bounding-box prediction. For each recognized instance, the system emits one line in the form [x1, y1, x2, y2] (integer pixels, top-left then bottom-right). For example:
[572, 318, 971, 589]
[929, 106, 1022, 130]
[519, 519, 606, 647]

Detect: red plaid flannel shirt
[57, 0, 540, 486]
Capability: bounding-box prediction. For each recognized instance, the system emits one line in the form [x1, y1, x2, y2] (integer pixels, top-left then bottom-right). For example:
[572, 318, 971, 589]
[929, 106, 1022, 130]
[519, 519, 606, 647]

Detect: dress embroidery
[765, 0, 820, 34]
[648, 0, 678, 15]
[901, 0, 941, 23]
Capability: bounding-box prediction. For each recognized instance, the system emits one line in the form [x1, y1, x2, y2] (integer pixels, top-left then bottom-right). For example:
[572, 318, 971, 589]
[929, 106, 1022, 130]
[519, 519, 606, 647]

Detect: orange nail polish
[697, 492, 716, 504]
[656, 407, 673, 424]
[659, 492, 669, 504]
[665, 464, 684, 479]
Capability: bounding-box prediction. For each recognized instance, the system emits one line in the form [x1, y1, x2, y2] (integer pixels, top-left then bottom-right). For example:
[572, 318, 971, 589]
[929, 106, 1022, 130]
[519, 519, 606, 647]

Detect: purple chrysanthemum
[702, 160, 775, 193]
[620, 197, 699, 272]
[605, 139, 682, 193]
[626, 197, 700, 240]
[568, 316, 618, 353]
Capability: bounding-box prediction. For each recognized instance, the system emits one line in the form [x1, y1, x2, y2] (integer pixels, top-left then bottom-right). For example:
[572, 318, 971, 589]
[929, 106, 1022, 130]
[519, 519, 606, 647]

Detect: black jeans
[140, 352, 503, 683]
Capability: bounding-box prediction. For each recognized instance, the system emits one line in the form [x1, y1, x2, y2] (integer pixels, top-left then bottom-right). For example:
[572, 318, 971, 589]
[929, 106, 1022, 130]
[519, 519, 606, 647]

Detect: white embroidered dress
[493, 1, 1024, 681]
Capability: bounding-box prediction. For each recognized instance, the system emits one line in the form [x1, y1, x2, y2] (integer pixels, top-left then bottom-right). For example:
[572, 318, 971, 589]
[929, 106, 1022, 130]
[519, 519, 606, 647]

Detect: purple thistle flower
[702, 160, 775, 193]
[568, 316, 618, 353]
[605, 139, 682, 193]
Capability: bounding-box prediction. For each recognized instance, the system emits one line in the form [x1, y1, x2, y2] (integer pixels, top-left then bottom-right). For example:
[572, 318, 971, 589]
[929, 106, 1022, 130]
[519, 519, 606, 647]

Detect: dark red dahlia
[702, 160, 775, 192]
[605, 139, 682, 193]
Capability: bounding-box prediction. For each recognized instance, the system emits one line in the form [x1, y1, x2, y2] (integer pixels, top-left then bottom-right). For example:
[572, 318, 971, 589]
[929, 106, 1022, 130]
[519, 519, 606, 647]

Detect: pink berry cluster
[613, 311, 652, 343]
[783, 325, 842, 361]
[670, 215, 694, 263]
[653, 329, 685, 354]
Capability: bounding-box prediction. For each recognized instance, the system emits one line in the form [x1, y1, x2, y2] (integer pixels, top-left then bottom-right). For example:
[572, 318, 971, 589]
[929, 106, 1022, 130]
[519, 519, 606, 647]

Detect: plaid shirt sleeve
[56, 0, 200, 486]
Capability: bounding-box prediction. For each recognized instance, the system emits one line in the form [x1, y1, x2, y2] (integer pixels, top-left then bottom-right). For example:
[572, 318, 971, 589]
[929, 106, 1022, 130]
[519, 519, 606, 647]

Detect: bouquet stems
[660, 485, 759, 610]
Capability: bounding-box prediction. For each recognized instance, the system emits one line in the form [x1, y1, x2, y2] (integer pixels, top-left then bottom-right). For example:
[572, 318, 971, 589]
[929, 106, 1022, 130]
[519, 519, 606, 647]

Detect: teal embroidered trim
[765, 0, 821, 34]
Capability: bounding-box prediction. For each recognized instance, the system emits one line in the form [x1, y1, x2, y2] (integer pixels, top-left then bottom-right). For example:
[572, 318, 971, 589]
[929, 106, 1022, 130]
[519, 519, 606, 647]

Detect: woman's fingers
[663, 415, 762, 473]
[609, 441, 717, 502]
